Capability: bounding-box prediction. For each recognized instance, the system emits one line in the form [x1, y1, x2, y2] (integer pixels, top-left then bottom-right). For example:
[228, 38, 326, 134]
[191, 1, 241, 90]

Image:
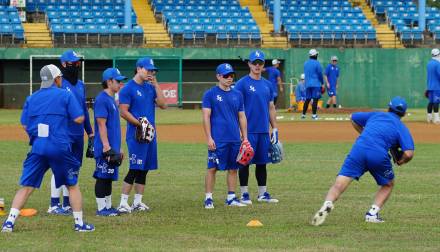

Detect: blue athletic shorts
[338, 145, 394, 186]
[248, 133, 271, 165]
[70, 135, 84, 167]
[93, 157, 119, 181]
[127, 137, 158, 171]
[207, 142, 240, 171]
[428, 90, 440, 104]
[327, 87, 337, 97]
[20, 144, 80, 188]
[306, 87, 322, 100]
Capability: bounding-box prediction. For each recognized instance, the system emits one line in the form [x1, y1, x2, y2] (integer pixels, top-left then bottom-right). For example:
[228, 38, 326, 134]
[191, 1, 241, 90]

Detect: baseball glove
[425, 90, 429, 98]
[85, 136, 94, 158]
[236, 140, 254, 166]
[136, 117, 155, 143]
[389, 146, 403, 164]
[102, 148, 123, 166]
[269, 141, 284, 164]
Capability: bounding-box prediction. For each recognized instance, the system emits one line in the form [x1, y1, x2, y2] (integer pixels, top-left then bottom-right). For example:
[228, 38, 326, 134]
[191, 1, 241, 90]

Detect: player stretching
[312, 97, 414, 226]
[2, 65, 94, 232]
[117, 57, 167, 213]
[426, 48, 440, 124]
[202, 63, 248, 209]
[48, 50, 94, 215]
[235, 50, 279, 204]
[302, 49, 324, 120]
[93, 68, 126, 216]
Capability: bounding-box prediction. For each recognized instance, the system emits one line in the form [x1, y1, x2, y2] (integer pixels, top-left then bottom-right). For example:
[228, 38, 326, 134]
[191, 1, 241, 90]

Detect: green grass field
[0, 109, 439, 251]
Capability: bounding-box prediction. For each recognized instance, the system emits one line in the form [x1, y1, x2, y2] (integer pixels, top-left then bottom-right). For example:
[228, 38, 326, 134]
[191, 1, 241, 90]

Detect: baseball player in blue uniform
[48, 50, 94, 215]
[117, 57, 167, 213]
[202, 63, 248, 209]
[312, 97, 414, 226]
[426, 48, 440, 124]
[2, 65, 94, 232]
[302, 49, 324, 120]
[295, 73, 306, 103]
[93, 68, 126, 217]
[324, 56, 340, 109]
[264, 59, 283, 106]
[235, 50, 279, 204]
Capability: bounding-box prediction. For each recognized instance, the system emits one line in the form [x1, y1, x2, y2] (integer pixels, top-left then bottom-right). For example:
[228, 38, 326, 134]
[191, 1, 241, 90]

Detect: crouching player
[312, 97, 414, 226]
[2, 65, 93, 232]
[202, 63, 248, 209]
[93, 68, 126, 216]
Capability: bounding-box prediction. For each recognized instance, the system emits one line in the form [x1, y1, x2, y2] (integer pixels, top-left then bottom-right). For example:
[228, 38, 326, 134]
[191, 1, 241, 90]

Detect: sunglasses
[66, 61, 81, 67]
[221, 72, 235, 79]
[251, 60, 264, 66]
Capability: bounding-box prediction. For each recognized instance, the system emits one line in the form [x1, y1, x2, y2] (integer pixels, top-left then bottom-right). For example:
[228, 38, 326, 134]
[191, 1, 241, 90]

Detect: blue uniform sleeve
[66, 92, 84, 120]
[325, 64, 330, 77]
[317, 63, 324, 84]
[82, 84, 93, 135]
[94, 97, 108, 119]
[351, 112, 376, 128]
[118, 85, 131, 105]
[20, 97, 29, 126]
[398, 124, 415, 151]
[201, 90, 212, 109]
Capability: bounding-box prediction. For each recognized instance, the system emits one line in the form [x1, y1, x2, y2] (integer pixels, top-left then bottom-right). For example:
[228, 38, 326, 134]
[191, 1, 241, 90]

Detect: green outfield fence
[0, 47, 432, 109]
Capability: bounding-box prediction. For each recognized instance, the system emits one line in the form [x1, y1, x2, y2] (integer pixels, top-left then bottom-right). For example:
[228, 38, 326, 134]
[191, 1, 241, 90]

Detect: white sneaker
[311, 202, 334, 226]
[240, 192, 253, 205]
[131, 202, 150, 212]
[117, 203, 132, 214]
[225, 197, 247, 207]
[204, 198, 214, 209]
[427, 114, 433, 123]
[434, 114, 440, 124]
[257, 192, 279, 203]
[365, 213, 385, 223]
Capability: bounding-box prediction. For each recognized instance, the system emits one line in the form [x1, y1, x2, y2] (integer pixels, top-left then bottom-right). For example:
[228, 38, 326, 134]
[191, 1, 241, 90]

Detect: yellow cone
[246, 219, 263, 227]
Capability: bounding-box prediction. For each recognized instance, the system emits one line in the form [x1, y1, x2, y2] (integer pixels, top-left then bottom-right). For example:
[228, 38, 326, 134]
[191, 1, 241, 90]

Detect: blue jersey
[295, 82, 306, 102]
[93, 91, 121, 158]
[61, 79, 93, 136]
[118, 79, 157, 140]
[265, 66, 281, 97]
[351, 112, 414, 153]
[426, 59, 440, 91]
[20, 86, 83, 150]
[202, 86, 244, 143]
[235, 75, 274, 133]
[325, 63, 339, 87]
[304, 59, 323, 88]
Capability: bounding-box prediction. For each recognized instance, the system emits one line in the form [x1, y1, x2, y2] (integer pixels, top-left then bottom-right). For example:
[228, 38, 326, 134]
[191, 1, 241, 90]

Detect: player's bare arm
[149, 76, 167, 109]
[202, 108, 216, 150]
[97, 118, 110, 152]
[277, 77, 283, 92]
[119, 104, 141, 126]
[238, 111, 248, 141]
[74, 115, 85, 124]
[269, 101, 278, 129]
[397, 150, 414, 166]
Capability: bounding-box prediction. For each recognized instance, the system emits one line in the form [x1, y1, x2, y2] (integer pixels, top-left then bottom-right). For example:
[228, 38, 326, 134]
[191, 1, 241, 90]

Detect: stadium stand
[152, 0, 262, 47]
[0, 4, 25, 46]
[26, 0, 144, 47]
[263, 0, 377, 47]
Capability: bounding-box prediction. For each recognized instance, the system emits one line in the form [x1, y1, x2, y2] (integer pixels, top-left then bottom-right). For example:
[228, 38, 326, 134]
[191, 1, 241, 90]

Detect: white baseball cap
[331, 56, 338, 61]
[300, 73, 305, 79]
[309, 48, 318, 56]
[431, 48, 440, 57]
[40, 64, 62, 88]
[272, 59, 280, 65]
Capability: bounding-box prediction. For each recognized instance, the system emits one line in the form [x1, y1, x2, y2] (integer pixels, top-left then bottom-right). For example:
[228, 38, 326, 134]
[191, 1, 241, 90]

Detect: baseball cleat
[62, 206, 72, 215]
[365, 213, 385, 223]
[300, 114, 306, 119]
[117, 203, 132, 214]
[204, 198, 214, 209]
[240, 192, 253, 205]
[311, 202, 334, 226]
[96, 208, 119, 217]
[1, 221, 14, 232]
[225, 198, 246, 207]
[74, 223, 95, 232]
[311, 114, 319, 120]
[131, 202, 150, 212]
[427, 114, 433, 123]
[257, 192, 279, 203]
[47, 205, 70, 215]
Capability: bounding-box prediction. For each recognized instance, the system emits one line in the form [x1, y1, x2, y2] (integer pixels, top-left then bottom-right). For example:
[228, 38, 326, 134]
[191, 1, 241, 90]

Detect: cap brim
[115, 75, 127, 81]
[219, 70, 235, 75]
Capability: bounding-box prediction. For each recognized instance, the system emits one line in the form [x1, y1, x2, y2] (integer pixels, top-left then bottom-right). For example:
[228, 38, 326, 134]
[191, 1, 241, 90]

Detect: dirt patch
[1, 122, 437, 144]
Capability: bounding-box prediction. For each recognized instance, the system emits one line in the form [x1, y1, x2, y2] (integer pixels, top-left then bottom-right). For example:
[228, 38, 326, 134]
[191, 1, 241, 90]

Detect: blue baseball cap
[136, 57, 159, 71]
[102, 68, 127, 82]
[249, 50, 265, 62]
[60, 50, 82, 63]
[216, 63, 234, 75]
[388, 96, 407, 114]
